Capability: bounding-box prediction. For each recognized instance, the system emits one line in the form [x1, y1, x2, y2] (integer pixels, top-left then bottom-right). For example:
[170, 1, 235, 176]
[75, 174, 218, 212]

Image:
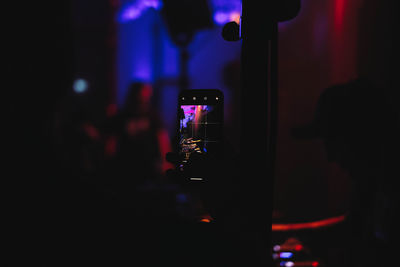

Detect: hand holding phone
[165, 90, 228, 218]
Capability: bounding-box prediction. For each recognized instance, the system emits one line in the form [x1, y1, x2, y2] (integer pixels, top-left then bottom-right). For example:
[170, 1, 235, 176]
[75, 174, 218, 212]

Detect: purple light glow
[211, 0, 242, 13]
[118, 0, 162, 23]
[210, 0, 241, 25]
[121, 6, 142, 21]
[213, 10, 242, 25]
[214, 12, 230, 24]
[142, 0, 160, 8]
[118, 0, 243, 25]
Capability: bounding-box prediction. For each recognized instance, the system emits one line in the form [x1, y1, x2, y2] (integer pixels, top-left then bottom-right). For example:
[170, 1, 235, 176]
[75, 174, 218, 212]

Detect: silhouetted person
[52, 86, 110, 178]
[292, 79, 399, 267]
[102, 82, 172, 206]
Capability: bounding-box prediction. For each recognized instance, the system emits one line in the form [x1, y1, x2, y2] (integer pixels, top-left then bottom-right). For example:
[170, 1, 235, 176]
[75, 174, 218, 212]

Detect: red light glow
[199, 214, 213, 223]
[272, 214, 346, 231]
[295, 244, 303, 251]
[334, 0, 345, 29]
[105, 136, 117, 157]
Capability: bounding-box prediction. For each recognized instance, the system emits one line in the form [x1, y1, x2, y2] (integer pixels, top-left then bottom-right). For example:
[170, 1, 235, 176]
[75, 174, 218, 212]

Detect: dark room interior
[5, 0, 399, 266]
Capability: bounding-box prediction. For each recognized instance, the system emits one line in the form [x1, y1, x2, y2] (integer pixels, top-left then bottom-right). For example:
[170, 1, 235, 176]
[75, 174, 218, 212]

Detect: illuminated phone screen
[178, 90, 223, 170]
[179, 105, 217, 159]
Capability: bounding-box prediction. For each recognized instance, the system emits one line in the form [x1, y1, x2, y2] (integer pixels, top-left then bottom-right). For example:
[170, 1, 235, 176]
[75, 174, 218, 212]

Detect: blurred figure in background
[53, 81, 174, 211]
[53, 91, 104, 180]
[102, 82, 173, 204]
[292, 79, 399, 267]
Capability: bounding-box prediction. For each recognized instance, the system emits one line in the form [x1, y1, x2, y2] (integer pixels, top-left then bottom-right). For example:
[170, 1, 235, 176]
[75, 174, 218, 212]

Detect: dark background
[5, 0, 398, 265]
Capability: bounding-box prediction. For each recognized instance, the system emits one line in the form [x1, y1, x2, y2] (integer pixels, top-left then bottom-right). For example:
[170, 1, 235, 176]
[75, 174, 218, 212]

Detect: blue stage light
[280, 252, 294, 259]
[73, 79, 88, 93]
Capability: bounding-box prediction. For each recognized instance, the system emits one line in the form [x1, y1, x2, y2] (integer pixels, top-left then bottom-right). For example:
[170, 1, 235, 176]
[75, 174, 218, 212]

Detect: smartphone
[177, 89, 224, 180]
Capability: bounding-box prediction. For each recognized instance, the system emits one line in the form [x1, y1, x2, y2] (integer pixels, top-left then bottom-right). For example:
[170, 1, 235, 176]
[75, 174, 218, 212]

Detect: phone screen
[178, 90, 223, 171]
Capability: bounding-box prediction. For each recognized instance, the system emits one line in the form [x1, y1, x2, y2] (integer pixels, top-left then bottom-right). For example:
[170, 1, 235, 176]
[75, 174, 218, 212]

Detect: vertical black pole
[268, 22, 279, 195]
[239, 0, 276, 264]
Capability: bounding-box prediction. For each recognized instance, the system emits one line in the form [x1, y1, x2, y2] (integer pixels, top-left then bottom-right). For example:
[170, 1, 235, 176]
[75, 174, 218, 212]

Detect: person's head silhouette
[292, 79, 395, 179]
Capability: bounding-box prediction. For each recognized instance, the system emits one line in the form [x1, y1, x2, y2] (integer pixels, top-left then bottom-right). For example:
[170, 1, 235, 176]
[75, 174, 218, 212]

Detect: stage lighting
[73, 78, 88, 93]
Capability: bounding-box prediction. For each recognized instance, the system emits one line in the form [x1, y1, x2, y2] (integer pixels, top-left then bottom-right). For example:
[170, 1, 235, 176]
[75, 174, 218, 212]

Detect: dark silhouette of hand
[165, 151, 240, 223]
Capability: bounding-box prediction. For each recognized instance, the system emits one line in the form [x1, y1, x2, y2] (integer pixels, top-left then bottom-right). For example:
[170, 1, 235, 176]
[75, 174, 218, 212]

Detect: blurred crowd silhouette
[47, 80, 259, 266]
[53, 82, 173, 203]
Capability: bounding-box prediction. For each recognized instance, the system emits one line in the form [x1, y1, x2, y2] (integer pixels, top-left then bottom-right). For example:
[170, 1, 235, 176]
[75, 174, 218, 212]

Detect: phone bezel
[178, 89, 224, 106]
